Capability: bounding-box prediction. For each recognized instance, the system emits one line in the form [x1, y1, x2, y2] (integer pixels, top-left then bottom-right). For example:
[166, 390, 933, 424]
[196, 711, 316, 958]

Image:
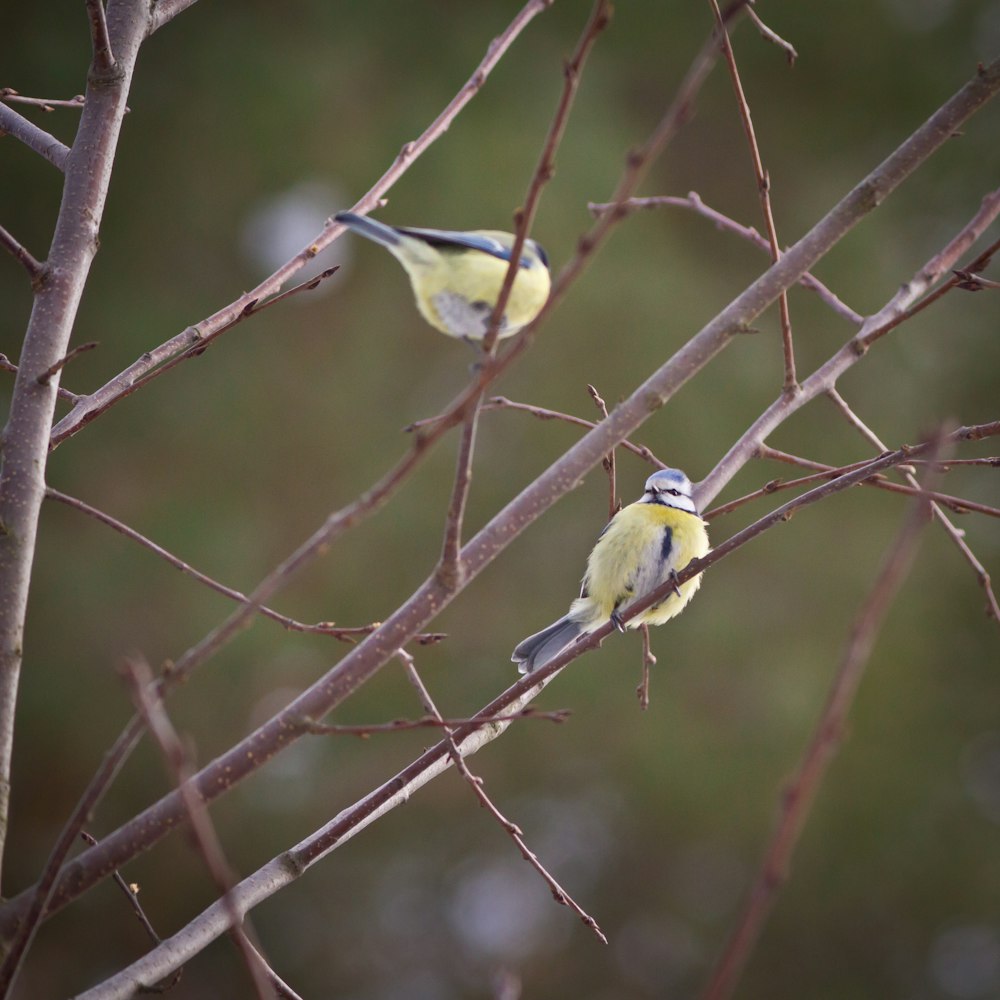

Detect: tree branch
[700, 436, 946, 1000]
[0, 223, 43, 280]
[0, 102, 70, 170]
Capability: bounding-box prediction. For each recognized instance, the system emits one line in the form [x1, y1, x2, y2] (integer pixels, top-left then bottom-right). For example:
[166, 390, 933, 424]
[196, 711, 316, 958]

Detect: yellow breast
[569, 502, 709, 631]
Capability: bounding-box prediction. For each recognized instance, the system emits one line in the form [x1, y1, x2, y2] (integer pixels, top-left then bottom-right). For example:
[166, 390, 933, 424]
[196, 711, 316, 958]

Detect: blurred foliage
[2, 1, 1000, 998]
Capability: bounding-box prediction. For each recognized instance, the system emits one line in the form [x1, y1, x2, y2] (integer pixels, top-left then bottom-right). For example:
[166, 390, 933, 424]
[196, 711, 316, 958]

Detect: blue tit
[512, 468, 710, 674]
[335, 212, 551, 344]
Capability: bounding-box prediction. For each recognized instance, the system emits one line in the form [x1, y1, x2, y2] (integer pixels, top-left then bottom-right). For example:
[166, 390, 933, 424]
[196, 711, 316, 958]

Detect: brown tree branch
[700, 437, 946, 1000]
[398, 652, 607, 942]
[0, 89, 86, 112]
[123, 657, 273, 1000]
[0, 102, 70, 170]
[586, 384, 618, 517]
[85, 0, 116, 73]
[0, 223, 43, 280]
[299, 707, 569, 738]
[0, 0, 150, 935]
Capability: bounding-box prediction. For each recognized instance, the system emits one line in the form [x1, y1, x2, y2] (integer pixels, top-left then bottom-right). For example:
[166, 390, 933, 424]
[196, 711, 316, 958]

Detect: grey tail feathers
[511, 616, 582, 675]
[334, 211, 402, 248]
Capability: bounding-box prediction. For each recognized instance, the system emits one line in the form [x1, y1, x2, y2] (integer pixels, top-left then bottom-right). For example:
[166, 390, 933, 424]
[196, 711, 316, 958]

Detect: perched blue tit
[335, 212, 551, 344]
[512, 468, 710, 674]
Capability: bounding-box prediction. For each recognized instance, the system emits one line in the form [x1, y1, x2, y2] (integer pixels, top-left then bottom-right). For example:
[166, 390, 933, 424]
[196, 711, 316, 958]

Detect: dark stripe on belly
[660, 525, 673, 563]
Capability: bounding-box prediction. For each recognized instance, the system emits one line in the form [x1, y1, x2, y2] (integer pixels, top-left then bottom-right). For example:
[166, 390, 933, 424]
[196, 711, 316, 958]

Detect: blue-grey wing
[396, 227, 527, 267]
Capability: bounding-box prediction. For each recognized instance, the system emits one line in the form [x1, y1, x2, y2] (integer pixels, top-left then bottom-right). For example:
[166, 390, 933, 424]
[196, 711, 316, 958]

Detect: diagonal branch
[0, 103, 70, 170]
[85, 0, 116, 73]
[699, 437, 947, 1000]
[0, 223, 43, 280]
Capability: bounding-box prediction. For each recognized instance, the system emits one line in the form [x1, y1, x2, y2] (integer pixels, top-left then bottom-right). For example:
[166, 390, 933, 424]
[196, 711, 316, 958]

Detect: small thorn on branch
[36, 342, 98, 386]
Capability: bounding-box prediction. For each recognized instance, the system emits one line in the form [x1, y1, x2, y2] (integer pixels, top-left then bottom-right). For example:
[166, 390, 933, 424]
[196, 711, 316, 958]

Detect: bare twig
[588, 192, 863, 324]
[52, 0, 555, 448]
[700, 437, 946, 1000]
[44, 487, 447, 643]
[78, 832, 183, 995]
[35, 342, 97, 385]
[824, 390, 1000, 622]
[482, 396, 666, 466]
[0, 224, 43, 280]
[637, 623, 656, 710]
[0, 355, 79, 404]
[85, 0, 116, 73]
[122, 657, 272, 1000]
[746, 6, 797, 64]
[0, 89, 86, 111]
[398, 652, 607, 943]
[0, 102, 70, 170]
[299, 707, 570, 737]
[953, 267, 1000, 290]
[709, 0, 797, 390]
[587, 384, 617, 517]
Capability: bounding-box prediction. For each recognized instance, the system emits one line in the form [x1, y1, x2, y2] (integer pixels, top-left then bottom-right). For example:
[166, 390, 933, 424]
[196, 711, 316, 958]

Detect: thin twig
[746, 6, 797, 64]
[398, 652, 607, 943]
[0, 89, 86, 111]
[0, 224, 43, 280]
[36, 342, 97, 385]
[78, 832, 183, 995]
[637, 624, 656, 710]
[587, 384, 617, 517]
[700, 435, 947, 1000]
[44, 487, 447, 643]
[824, 390, 1000, 622]
[51, 0, 555, 449]
[482, 396, 666, 466]
[0, 103, 70, 170]
[953, 267, 1000, 290]
[122, 657, 272, 1000]
[709, 0, 797, 390]
[298, 707, 570, 738]
[588, 192, 863, 325]
[1, 355, 79, 404]
[85, 0, 116, 73]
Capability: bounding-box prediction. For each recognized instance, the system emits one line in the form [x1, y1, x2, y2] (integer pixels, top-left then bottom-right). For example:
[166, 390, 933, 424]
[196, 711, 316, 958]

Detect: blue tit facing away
[335, 212, 551, 344]
[512, 468, 710, 674]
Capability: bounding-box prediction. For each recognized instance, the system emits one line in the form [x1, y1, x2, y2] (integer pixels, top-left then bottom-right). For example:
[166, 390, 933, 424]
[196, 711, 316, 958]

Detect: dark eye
[667, 489, 680, 496]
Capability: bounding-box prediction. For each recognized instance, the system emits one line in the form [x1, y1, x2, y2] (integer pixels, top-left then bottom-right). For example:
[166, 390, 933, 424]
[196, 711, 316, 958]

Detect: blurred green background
[2, 1, 999, 997]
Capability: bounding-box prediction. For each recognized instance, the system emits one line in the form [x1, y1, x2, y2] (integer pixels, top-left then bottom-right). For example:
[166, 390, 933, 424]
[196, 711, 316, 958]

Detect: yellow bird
[512, 468, 709, 673]
[335, 212, 551, 344]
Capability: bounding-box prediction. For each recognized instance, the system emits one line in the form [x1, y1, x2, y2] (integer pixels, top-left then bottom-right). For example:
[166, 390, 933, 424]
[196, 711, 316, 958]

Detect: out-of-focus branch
[51, 0, 555, 448]
[123, 657, 272, 1000]
[0, 102, 70, 170]
[700, 436, 947, 1000]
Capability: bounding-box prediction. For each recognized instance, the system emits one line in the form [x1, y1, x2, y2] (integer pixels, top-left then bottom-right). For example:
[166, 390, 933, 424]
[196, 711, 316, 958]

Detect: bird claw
[610, 610, 626, 633]
[668, 569, 682, 598]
